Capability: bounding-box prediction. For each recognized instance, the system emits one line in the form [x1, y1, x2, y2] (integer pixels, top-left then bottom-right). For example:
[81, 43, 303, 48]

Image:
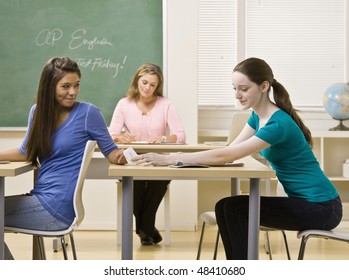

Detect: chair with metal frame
[5, 140, 97, 260]
[297, 228, 349, 259]
[196, 211, 219, 260]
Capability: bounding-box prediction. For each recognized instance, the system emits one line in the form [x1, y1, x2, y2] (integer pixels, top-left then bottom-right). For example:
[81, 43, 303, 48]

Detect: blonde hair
[127, 63, 164, 99]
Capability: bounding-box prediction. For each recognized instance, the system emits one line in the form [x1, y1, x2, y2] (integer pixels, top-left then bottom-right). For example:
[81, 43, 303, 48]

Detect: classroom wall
[2, 0, 348, 231]
[1, 0, 200, 232]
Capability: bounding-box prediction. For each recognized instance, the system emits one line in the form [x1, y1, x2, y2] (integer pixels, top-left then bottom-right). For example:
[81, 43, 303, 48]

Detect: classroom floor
[4, 226, 349, 260]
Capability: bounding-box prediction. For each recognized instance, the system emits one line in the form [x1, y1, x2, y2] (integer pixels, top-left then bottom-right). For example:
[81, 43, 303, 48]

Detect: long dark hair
[26, 57, 81, 166]
[234, 57, 313, 147]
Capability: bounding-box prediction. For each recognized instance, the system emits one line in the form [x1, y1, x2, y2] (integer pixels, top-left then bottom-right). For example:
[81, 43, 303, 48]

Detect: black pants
[215, 195, 342, 260]
[134, 180, 169, 237]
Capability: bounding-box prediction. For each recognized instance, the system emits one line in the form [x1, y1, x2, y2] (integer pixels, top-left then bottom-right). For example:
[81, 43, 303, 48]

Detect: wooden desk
[0, 162, 34, 259]
[89, 144, 224, 179]
[108, 156, 276, 260]
[101, 143, 225, 153]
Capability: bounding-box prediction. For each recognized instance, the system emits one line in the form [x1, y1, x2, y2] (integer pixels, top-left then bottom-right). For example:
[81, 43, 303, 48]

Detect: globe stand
[329, 119, 349, 131]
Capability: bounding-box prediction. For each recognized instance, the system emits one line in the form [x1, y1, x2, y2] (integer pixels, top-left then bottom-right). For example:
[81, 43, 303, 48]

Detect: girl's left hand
[146, 136, 162, 144]
[133, 152, 170, 166]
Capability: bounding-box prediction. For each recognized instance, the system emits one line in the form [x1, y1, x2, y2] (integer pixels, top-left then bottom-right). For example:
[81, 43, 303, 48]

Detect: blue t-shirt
[19, 102, 117, 225]
[248, 110, 338, 202]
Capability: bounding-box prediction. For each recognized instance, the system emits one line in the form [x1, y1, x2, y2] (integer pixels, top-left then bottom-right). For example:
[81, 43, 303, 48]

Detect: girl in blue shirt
[134, 57, 342, 260]
[0, 57, 125, 259]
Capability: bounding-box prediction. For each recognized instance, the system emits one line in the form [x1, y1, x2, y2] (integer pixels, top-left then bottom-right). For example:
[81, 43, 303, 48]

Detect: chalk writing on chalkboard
[0, 0, 163, 127]
[35, 28, 128, 78]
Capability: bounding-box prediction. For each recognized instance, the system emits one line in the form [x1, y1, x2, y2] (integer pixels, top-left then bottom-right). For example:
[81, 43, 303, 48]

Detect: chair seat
[297, 229, 349, 241]
[5, 223, 76, 237]
[5, 140, 97, 260]
[198, 211, 217, 226]
[297, 228, 349, 259]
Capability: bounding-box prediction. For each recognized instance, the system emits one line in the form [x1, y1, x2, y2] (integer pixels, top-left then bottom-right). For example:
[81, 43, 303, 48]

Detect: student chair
[297, 228, 349, 260]
[195, 211, 291, 260]
[196, 211, 219, 260]
[116, 181, 171, 246]
[261, 226, 291, 260]
[5, 140, 97, 260]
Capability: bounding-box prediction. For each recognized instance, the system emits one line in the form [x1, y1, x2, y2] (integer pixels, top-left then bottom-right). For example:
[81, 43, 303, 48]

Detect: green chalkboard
[0, 0, 162, 127]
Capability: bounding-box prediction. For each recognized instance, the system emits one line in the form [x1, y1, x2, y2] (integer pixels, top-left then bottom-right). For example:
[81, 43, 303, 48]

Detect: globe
[323, 82, 349, 131]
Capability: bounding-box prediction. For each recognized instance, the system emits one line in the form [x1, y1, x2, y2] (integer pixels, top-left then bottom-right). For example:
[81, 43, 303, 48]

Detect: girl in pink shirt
[109, 63, 186, 245]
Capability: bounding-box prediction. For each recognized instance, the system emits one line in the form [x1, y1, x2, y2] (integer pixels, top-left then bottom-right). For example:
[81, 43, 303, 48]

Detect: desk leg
[0, 177, 4, 260]
[122, 176, 133, 260]
[248, 178, 260, 260]
[231, 178, 240, 196]
[31, 169, 44, 260]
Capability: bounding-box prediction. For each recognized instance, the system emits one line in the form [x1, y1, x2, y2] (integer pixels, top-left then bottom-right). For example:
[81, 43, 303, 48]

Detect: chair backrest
[226, 112, 250, 144]
[73, 140, 97, 228]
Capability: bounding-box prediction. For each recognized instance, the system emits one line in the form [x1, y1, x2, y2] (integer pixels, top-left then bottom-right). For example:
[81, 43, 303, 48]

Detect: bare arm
[134, 135, 271, 166]
[230, 123, 256, 145]
[107, 148, 127, 165]
[0, 148, 27, 161]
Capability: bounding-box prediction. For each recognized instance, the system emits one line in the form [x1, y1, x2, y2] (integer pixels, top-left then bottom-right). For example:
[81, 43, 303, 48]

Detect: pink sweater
[109, 97, 186, 143]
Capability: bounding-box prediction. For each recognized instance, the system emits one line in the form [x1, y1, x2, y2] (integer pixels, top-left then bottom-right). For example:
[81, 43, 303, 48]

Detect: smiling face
[55, 72, 80, 109]
[137, 74, 159, 100]
[232, 71, 264, 110]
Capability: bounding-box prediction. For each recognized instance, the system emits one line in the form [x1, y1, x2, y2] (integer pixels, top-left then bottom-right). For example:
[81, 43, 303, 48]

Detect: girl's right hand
[119, 132, 136, 143]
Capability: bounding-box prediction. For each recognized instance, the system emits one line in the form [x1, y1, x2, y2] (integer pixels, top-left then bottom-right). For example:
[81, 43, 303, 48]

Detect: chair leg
[264, 231, 273, 260]
[60, 236, 68, 260]
[213, 229, 219, 260]
[33, 236, 46, 260]
[196, 222, 206, 260]
[53, 235, 69, 252]
[297, 235, 309, 260]
[281, 230, 291, 260]
[38, 236, 47, 260]
[69, 233, 77, 260]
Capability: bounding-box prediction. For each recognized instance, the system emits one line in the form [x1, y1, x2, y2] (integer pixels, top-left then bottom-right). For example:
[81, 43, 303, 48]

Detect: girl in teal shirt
[133, 57, 342, 260]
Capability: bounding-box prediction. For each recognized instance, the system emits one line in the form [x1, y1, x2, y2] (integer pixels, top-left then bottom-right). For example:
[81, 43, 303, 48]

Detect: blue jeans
[4, 193, 69, 259]
[215, 195, 342, 260]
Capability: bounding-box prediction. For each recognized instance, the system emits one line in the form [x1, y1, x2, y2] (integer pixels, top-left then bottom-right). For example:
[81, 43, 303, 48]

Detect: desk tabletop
[0, 161, 34, 177]
[99, 143, 225, 154]
[108, 156, 275, 179]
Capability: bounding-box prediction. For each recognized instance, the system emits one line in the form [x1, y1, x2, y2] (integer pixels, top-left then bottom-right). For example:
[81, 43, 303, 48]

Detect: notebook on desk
[170, 161, 244, 168]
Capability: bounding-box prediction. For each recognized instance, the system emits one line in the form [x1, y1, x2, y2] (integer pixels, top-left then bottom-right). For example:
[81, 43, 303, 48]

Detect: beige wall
[2, 0, 349, 230]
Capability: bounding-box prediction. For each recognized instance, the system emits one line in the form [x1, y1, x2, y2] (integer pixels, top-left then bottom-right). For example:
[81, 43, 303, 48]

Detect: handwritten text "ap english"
[36, 28, 113, 50]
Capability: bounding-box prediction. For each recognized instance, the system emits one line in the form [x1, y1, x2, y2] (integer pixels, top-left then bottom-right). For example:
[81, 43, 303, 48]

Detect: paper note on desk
[130, 141, 149, 144]
[204, 141, 227, 146]
[130, 141, 186, 145]
[123, 147, 138, 165]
